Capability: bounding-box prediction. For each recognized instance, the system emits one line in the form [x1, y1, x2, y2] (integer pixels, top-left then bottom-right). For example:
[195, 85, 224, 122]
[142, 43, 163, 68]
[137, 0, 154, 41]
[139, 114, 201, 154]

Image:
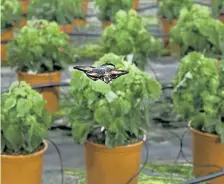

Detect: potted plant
[173, 52, 224, 184]
[170, 4, 224, 58]
[212, 0, 224, 23]
[101, 10, 161, 70]
[1, 81, 51, 184]
[1, 0, 22, 61]
[6, 19, 75, 112]
[94, 0, 133, 29]
[157, 0, 193, 45]
[72, 0, 88, 26]
[66, 53, 162, 184]
[27, 0, 79, 33]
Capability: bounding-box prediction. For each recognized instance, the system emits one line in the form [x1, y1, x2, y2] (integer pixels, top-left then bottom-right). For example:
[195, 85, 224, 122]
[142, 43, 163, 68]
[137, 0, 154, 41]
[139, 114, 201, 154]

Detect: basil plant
[102, 10, 161, 70]
[1, 81, 52, 155]
[6, 19, 75, 73]
[173, 52, 224, 142]
[66, 53, 162, 148]
[27, 0, 84, 25]
[1, 0, 22, 33]
[170, 4, 224, 58]
[158, 0, 193, 21]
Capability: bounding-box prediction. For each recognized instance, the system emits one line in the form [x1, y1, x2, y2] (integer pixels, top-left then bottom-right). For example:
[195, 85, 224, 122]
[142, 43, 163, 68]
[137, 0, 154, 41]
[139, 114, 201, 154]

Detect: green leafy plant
[158, 0, 193, 21]
[212, 0, 224, 18]
[27, 0, 84, 25]
[1, 0, 22, 33]
[6, 19, 75, 73]
[173, 52, 224, 142]
[66, 53, 162, 148]
[94, 0, 133, 21]
[1, 81, 52, 155]
[170, 4, 224, 58]
[102, 10, 162, 70]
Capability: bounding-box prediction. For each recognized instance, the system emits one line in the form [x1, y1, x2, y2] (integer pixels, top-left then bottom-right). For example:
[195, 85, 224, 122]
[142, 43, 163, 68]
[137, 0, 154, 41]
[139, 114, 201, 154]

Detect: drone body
[73, 63, 129, 83]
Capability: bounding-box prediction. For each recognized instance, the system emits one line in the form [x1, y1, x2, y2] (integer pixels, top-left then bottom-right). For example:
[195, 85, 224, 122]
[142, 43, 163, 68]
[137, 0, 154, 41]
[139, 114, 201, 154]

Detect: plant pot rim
[1, 140, 48, 158]
[188, 121, 219, 139]
[85, 140, 143, 149]
[18, 70, 61, 76]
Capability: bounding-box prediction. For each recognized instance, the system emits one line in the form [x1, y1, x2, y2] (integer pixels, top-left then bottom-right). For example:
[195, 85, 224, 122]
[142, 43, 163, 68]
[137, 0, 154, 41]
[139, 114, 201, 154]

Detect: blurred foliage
[170, 4, 224, 58]
[94, 0, 133, 21]
[173, 52, 224, 141]
[158, 0, 193, 21]
[27, 0, 84, 25]
[1, 0, 22, 33]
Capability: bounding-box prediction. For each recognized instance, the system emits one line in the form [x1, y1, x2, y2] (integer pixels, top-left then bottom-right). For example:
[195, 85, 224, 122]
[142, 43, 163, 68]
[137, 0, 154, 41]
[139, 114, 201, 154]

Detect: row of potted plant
[2, 51, 223, 184]
[170, 4, 224, 58]
[16, 0, 140, 30]
[1, 52, 162, 184]
[6, 19, 76, 112]
[157, 0, 224, 47]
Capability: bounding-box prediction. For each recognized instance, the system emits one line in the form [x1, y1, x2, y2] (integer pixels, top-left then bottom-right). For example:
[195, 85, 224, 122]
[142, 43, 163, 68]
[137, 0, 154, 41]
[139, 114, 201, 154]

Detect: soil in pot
[160, 17, 177, 45]
[132, 0, 139, 10]
[1, 140, 48, 184]
[85, 141, 143, 184]
[190, 127, 224, 184]
[60, 24, 73, 34]
[1, 28, 13, 61]
[18, 71, 61, 113]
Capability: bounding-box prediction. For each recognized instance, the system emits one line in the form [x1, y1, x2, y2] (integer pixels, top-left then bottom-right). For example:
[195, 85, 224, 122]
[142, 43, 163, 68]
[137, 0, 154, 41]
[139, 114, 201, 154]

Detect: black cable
[45, 138, 64, 184]
[126, 140, 149, 184]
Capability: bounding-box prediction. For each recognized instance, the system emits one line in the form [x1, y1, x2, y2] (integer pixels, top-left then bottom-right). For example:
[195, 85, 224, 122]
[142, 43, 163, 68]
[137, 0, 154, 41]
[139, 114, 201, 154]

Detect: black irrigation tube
[181, 169, 224, 184]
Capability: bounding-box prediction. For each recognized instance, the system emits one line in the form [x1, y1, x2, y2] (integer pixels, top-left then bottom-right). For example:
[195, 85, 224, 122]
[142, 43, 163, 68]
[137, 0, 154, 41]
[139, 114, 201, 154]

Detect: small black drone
[73, 63, 129, 84]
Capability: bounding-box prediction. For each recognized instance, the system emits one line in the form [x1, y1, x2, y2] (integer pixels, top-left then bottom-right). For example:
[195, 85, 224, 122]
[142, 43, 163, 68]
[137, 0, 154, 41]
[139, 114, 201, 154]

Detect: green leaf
[91, 80, 111, 94]
[27, 120, 46, 152]
[16, 98, 32, 116]
[4, 97, 16, 110]
[105, 91, 118, 103]
[4, 125, 23, 153]
[72, 122, 92, 144]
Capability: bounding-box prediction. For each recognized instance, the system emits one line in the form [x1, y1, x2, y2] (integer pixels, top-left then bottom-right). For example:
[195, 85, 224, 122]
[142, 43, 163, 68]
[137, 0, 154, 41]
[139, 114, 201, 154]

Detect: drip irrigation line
[45, 138, 64, 184]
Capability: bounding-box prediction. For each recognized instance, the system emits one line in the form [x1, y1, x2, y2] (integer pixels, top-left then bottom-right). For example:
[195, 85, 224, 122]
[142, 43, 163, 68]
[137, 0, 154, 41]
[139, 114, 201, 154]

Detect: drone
[73, 63, 129, 84]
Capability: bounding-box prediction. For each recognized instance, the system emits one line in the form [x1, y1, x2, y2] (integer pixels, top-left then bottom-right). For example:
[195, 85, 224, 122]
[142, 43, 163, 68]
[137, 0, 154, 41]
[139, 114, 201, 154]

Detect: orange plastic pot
[18, 71, 61, 113]
[160, 17, 177, 45]
[60, 24, 73, 34]
[73, 19, 86, 26]
[102, 21, 112, 30]
[190, 126, 224, 184]
[132, 0, 139, 9]
[85, 141, 143, 184]
[83, 0, 88, 16]
[219, 15, 224, 23]
[1, 29, 13, 61]
[21, 0, 30, 14]
[1, 140, 48, 184]
[18, 17, 27, 28]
